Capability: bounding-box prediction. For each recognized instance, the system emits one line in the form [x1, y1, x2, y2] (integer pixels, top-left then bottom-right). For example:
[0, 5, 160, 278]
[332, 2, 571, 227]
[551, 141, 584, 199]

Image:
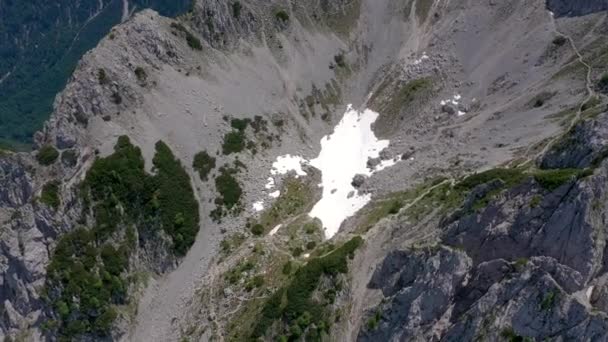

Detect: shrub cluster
[222, 130, 246, 155]
[193, 150, 216, 181]
[251, 237, 363, 339]
[37, 144, 59, 165]
[275, 10, 290, 22]
[45, 136, 199, 339]
[211, 166, 243, 221]
[170, 22, 202, 50]
[40, 181, 61, 209]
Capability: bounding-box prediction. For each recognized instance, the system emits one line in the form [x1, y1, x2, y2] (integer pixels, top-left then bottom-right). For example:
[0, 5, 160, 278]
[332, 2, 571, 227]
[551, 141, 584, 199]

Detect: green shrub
[366, 310, 382, 330]
[599, 73, 608, 92]
[292, 246, 303, 257]
[530, 195, 542, 208]
[552, 35, 567, 46]
[222, 130, 246, 154]
[230, 118, 250, 131]
[456, 168, 525, 190]
[40, 181, 60, 209]
[193, 150, 216, 181]
[171, 22, 202, 50]
[275, 10, 289, 22]
[232, 2, 243, 18]
[98, 68, 108, 84]
[306, 241, 316, 250]
[134, 67, 147, 82]
[541, 291, 556, 311]
[61, 149, 78, 167]
[37, 145, 59, 165]
[251, 224, 264, 236]
[212, 166, 243, 220]
[186, 32, 202, 50]
[334, 54, 346, 68]
[282, 261, 293, 275]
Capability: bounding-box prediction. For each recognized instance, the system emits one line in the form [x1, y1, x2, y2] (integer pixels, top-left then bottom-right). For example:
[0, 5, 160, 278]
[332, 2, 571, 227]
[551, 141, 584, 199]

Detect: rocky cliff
[547, 0, 608, 17]
[1, 0, 608, 341]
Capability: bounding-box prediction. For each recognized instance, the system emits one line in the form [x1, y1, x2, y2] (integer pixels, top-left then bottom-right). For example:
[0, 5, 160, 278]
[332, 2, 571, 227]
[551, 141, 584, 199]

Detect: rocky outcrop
[540, 112, 608, 169]
[357, 109, 608, 340]
[546, 0, 608, 17]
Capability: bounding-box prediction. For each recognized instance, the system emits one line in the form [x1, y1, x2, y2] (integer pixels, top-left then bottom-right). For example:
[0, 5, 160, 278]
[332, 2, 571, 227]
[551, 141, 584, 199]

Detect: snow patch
[269, 190, 281, 198]
[271, 155, 307, 177]
[266, 105, 399, 239]
[413, 52, 429, 65]
[265, 177, 275, 189]
[253, 201, 264, 212]
[308, 105, 395, 238]
[586, 286, 594, 299]
[269, 224, 282, 236]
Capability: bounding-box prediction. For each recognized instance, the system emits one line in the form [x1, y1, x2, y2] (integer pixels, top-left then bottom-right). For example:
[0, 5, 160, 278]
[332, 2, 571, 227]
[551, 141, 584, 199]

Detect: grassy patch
[37, 145, 59, 165]
[533, 168, 582, 191]
[40, 181, 61, 209]
[255, 178, 317, 233]
[366, 310, 382, 331]
[581, 95, 601, 111]
[540, 291, 556, 311]
[370, 77, 433, 122]
[220, 233, 246, 256]
[192, 150, 216, 181]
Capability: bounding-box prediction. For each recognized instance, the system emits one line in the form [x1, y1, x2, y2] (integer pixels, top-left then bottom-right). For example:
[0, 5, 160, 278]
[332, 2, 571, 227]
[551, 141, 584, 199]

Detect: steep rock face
[540, 112, 608, 169]
[546, 0, 608, 17]
[1, 0, 606, 340]
[356, 110, 608, 340]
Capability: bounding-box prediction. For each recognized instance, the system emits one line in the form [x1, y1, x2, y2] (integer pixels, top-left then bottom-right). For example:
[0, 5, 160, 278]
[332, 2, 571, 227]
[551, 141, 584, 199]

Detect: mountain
[0, 0, 191, 148]
[1, 0, 608, 341]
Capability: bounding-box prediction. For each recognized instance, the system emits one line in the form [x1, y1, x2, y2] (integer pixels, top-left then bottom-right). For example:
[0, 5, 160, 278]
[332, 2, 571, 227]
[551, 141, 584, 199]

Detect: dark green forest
[0, 0, 191, 150]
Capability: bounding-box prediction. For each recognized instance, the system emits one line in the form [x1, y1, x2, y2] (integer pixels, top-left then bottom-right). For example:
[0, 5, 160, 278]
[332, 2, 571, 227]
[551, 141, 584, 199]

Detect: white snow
[269, 224, 282, 236]
[271, 155, 308, 177]
[269, 190, 281, 198]
[265, 105, 399, 239]
[302, 253, 310, 258]
[441, 94, 467, 116]
[253, 201, 264, 212]
[586, 286, 594, 299]
[413, 52, 429, 65]
[308, 105, 395, 238]
[265, 177, 275, 189]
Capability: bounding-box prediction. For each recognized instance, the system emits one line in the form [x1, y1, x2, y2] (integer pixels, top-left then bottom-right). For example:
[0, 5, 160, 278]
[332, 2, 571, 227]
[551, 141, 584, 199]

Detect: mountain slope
[0, 0, 191, 147]
[1, 0, 608, 341]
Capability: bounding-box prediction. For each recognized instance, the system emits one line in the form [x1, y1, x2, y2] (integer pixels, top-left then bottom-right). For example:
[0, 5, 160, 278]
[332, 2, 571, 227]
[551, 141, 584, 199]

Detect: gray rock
[351, 174, 367, 188]
[442, 103, 457, 115]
